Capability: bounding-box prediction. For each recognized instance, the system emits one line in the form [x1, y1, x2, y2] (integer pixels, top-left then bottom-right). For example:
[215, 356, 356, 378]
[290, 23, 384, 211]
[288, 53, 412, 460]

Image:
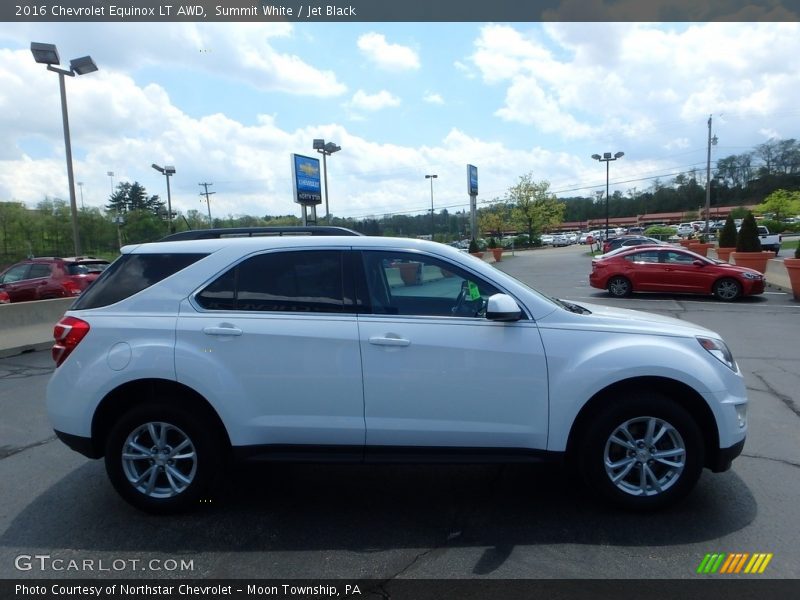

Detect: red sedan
[590, 245, 765, 301]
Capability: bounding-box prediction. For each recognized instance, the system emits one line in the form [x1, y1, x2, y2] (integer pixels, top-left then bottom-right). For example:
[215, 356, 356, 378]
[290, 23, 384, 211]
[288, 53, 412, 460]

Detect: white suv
[47, 230, 747, 513]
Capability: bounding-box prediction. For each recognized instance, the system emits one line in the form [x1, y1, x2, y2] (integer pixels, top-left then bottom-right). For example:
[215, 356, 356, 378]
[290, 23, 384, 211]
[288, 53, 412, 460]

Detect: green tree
[107, 182, 164, 216]
[478, 201, 509, 239]
[736, 212, 761, 252]
[507, 174, 565, 242]
[754, 189, 800, 222]
[122, 209, 168, 244]
[718, 215, 737, 248]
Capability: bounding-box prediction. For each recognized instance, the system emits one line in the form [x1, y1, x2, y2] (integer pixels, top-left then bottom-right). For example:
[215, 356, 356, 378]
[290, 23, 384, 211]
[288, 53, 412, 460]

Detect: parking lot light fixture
[152, 164, 176, 233]
[31, 42, 99, 257]
[313, 139, 341, 224]
[425, 174, 438, 240]
[591, 151, 624, 242]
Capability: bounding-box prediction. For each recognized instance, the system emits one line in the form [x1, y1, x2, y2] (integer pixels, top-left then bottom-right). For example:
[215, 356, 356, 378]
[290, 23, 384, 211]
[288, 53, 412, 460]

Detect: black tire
[713, 278, 741, 302]
[578, 393, 704, 511]
[607, 276, 632, 298]
[105, 403, 221, 514]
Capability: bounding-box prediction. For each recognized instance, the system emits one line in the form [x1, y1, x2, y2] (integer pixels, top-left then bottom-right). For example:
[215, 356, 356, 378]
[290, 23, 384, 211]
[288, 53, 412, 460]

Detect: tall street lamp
[31, 42, 98, 257]
[152, 164, 176, 233]
[313, 139, 341, 224]
[591, 151, 624, 241]
[425, 174, 438, 240]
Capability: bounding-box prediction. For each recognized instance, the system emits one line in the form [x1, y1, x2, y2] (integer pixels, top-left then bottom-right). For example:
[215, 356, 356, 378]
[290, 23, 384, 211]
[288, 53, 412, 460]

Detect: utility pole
[199, 182, 215, 227]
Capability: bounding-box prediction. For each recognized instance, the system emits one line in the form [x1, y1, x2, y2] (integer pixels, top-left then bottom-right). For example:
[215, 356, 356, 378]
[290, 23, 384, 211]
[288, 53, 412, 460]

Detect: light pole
[152, 164, 176, 233]
[425, 174, 437, 240]
[31, 42, 98, 257]
[77, 181, 85, 210]
[591, 151, 624, 241]
[313, 139, 341, 224]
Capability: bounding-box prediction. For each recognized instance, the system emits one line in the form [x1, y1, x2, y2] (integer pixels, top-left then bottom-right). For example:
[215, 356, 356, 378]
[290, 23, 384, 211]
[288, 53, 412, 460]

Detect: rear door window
[28, 264, 52, 279]
[195, 250, 348, 313]
[72, 253, 207, 309]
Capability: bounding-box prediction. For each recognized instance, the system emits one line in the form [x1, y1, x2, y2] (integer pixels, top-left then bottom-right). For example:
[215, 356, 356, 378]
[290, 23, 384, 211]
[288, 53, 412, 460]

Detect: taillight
[52, 316, 90, 367]
[62, 278, 82, 296]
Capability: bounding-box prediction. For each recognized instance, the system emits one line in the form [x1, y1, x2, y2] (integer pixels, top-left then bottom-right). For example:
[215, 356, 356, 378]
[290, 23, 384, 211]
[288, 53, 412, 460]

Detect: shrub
[718, 215, 737, 248]
[795, 239, 800, 259]
[468, 239, 480, 254]
[487, 237, 498, 249]
[644, 226, 675, 241]
[736, 212, 762, 252]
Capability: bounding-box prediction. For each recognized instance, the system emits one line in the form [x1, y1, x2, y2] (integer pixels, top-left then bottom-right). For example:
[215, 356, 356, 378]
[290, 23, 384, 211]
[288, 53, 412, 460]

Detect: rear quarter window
[72, 253, 207, 309]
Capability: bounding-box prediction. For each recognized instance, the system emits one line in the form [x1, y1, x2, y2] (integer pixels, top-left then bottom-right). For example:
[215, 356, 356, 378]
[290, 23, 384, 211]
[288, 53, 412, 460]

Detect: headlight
[741, 272, 762, 280]
[697, 336, 737, 372]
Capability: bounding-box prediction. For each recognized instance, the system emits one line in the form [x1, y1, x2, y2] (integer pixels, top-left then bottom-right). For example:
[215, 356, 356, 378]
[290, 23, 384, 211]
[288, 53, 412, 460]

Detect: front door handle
[369, 335, 411, 347]
[203, 326, 243, 336]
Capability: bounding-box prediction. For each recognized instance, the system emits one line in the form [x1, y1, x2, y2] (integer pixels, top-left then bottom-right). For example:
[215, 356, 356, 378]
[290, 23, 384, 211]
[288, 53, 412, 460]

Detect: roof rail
[159, 226, 363, 242]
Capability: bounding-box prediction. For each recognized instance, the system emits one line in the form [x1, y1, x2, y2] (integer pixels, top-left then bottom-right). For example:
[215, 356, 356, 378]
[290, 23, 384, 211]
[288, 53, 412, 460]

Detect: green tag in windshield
[468, 281, 481, 300]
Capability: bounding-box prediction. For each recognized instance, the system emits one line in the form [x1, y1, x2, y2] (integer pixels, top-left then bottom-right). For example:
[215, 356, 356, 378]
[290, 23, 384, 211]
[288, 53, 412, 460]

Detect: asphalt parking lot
[1, 244, 799, 585]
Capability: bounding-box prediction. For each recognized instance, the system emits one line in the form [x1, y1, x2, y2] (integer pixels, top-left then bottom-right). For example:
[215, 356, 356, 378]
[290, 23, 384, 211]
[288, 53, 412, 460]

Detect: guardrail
[0, 298, 73, 358]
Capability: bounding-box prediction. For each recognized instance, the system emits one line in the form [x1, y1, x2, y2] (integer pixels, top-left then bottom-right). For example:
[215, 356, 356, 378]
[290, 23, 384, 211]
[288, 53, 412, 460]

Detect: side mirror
[692, 259, 705, 267]
[486, 293, 522, 322]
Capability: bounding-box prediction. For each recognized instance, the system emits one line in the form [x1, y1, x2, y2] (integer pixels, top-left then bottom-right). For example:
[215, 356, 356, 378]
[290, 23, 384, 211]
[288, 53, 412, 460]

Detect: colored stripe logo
[697, 553, 773, 574]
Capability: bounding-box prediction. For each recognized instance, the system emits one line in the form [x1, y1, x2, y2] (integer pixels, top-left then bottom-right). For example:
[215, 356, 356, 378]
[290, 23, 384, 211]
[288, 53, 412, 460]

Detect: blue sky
[2, 21, 800, 221]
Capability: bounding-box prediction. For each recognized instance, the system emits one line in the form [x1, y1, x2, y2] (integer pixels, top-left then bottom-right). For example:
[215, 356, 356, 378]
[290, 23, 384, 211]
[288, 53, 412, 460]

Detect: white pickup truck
[736, 225, 782, 254]
[757, 226, 782, 254]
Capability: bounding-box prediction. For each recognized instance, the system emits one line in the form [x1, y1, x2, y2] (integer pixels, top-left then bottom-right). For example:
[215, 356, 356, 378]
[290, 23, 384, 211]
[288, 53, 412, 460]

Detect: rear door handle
[369, 335, 411, 347]
[203, 326, 243, 336]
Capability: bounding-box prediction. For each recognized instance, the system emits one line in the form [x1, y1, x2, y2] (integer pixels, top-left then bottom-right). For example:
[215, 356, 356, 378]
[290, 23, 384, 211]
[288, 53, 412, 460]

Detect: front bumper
[708, 438, 745, 473]
[55, 429, 102, 459]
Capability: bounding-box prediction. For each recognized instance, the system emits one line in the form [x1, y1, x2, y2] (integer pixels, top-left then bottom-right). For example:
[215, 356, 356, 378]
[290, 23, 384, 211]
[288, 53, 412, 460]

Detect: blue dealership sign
[291, 154, 322, 204]
[467, 164, 478, 196]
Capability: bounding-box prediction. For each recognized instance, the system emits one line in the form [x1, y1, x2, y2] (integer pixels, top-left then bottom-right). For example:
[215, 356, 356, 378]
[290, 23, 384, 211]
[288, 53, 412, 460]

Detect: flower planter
[688, 243, 713, 257]
[784, 258, 800, 301]
[679, 239, 693, 248]
[491, 248, 503, 262]
[730, 251, 773, 274]
[395, 261, 422, 285]
[469, 251, 485, 260]
[716, 247, 735, 263]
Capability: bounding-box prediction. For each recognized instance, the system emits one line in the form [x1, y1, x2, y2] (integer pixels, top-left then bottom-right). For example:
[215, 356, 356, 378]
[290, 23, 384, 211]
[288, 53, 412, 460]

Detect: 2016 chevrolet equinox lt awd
[46, 232, 747, 513]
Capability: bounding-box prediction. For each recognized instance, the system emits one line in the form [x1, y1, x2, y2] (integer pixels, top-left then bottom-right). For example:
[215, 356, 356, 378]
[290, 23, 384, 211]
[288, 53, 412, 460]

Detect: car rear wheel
[105, 404, 221, 513]
[713, 278, 741, 301]
[578, 394, 704, 510]
[607, 276, 632, 298]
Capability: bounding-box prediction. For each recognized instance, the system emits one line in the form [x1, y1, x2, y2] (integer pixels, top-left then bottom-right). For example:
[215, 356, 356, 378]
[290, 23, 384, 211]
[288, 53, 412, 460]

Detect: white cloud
[2, 23, 347, 97]
[348, 90, 401, 112]
[357, 32, 420, 71]
[423, 92, 444, 105]
[468, 21, 800, 153]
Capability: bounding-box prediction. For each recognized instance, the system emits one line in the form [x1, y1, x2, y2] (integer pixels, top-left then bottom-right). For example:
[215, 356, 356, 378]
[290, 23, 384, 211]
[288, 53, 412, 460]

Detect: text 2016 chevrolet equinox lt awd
[47, 233, 747, 513]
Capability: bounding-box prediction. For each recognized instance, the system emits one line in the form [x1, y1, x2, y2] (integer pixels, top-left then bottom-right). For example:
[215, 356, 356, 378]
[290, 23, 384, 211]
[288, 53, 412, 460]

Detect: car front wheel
[579, 394, 704, 510]
[713, 278, 741, 301]
[105, 404, 221, 513]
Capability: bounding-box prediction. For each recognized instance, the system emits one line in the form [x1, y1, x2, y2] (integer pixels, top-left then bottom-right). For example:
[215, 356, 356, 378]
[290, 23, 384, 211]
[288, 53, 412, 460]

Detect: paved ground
[1, 244, 799, 584]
